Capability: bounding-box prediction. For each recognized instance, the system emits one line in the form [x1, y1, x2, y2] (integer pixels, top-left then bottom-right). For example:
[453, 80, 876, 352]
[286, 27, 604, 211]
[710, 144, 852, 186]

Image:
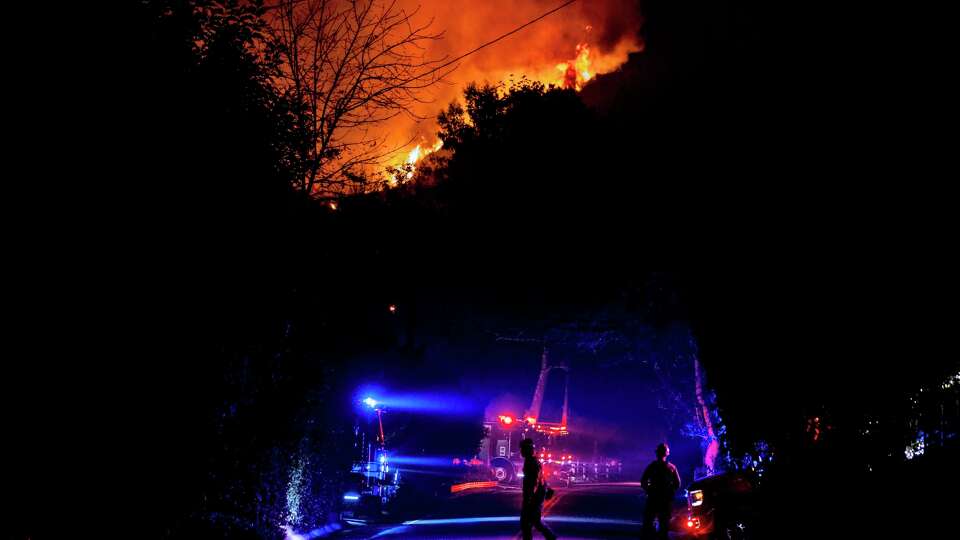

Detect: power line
[267, 0, 581, 84]
[413, 0, 580, 83]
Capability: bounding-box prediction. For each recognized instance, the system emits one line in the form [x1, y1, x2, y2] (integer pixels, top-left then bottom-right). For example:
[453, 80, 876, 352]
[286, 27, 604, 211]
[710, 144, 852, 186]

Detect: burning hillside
[384, 0, 645, 183]
[266, 0, 644, 193]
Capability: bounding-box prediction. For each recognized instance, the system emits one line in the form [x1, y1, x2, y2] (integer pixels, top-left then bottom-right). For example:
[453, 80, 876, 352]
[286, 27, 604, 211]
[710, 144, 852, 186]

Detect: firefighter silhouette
[641, 442, 681, 539]
[520, 438, 558, 540]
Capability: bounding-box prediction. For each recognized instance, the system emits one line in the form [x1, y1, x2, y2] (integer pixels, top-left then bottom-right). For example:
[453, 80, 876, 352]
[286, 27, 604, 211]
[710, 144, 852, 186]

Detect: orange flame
[389, 138, 444, 185]
[556, 42, 593, 90]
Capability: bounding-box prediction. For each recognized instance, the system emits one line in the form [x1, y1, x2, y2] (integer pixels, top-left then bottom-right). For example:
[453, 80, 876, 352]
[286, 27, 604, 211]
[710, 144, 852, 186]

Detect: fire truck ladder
[525, 346, 570, 429]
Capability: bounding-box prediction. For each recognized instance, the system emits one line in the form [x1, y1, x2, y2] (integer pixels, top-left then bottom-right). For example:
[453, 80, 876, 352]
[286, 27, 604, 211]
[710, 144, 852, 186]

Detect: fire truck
[339, 446, 401, 525]
[480, 415, 622, 485]
[478, 349, 622, 485]
[340, 398, 401, 525]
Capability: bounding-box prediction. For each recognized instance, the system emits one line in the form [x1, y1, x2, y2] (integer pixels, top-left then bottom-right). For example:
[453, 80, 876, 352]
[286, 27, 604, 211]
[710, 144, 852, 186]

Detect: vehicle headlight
[689, 489, 704, 507]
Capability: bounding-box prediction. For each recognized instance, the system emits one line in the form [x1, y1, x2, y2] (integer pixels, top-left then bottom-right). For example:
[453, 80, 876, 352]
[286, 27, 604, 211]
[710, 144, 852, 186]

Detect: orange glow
[498, 415, 514, 425]
[526, 416, 536, 425]
[279, 2, 645, 195]
[372, 7, 644, 188]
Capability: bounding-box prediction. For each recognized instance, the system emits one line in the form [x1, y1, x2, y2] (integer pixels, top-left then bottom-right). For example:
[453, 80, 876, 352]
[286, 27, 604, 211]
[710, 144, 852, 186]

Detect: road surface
[338, 483, 688, 539]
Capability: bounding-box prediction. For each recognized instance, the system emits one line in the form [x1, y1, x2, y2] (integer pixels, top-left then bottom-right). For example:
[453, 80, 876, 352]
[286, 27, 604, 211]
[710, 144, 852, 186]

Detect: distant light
[343, 494, 360, 501]
[905, 432, 926, 460]
[498, 415, 514, 425]
[687, 520, 694, 528]
[328, 202, 337, 210]
[526, 417, 536, 425]
[380, 455, 387, 464]
[388, 304, 397, 314]
[364, 397, 378, 408]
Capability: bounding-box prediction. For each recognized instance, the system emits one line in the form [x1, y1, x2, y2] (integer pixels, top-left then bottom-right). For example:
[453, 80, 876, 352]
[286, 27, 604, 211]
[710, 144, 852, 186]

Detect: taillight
[686, 516, 701, 529]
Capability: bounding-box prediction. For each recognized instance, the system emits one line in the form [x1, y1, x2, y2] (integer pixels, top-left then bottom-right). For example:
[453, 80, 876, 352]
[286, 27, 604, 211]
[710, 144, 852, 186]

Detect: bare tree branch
[265, 0, 448, 197]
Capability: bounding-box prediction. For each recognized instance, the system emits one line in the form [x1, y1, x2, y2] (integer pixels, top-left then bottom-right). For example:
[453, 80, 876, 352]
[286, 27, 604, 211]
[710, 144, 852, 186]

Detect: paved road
[338, 483, 688, 539]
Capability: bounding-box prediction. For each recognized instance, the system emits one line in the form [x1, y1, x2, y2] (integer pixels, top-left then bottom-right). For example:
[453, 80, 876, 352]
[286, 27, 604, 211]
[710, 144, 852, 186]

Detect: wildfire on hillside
[390, 23, 639, 183]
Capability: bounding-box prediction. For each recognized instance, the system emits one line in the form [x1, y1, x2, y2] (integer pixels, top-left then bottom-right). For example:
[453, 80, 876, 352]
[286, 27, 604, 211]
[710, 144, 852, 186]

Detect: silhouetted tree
[97, 2, 332, 537]
[266, 0, 450, 197]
